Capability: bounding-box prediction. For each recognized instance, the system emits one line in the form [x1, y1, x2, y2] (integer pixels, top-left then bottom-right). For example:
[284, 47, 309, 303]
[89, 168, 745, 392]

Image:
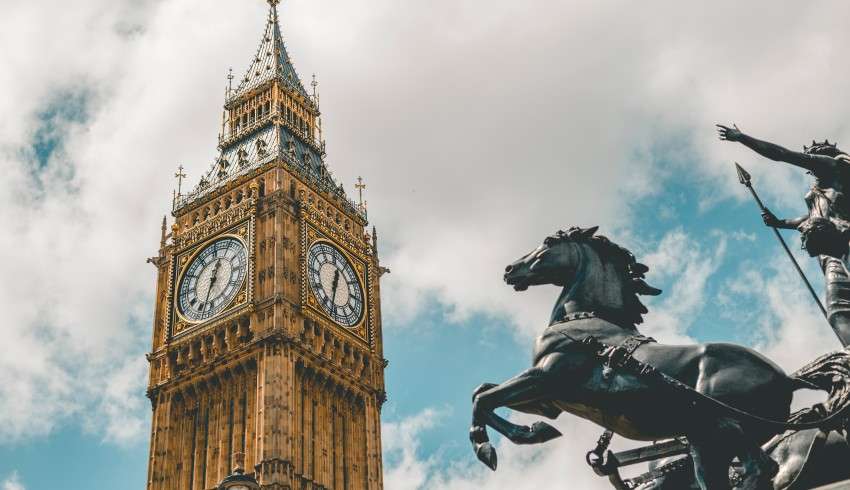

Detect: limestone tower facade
[145, 2, 386, 488]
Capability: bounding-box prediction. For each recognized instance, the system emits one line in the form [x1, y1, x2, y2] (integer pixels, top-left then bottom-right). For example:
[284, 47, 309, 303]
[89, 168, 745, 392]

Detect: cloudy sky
[3, 0, 850, 488]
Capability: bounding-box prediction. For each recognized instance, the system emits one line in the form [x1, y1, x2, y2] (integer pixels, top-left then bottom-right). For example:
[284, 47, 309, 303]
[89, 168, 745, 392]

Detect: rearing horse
[470, 226, 816, 490]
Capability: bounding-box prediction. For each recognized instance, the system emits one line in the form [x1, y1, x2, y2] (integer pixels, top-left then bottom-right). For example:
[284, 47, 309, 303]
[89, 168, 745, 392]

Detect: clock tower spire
[146, 3, 386, 489]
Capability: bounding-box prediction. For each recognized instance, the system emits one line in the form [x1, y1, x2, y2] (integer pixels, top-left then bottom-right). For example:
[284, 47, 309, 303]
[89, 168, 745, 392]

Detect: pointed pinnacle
[735, 162, 751, 186]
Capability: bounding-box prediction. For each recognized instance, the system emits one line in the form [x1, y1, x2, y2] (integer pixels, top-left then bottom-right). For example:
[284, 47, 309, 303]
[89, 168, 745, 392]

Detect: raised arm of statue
[717, 124, 836, 175]
[762, 207, 808, 230]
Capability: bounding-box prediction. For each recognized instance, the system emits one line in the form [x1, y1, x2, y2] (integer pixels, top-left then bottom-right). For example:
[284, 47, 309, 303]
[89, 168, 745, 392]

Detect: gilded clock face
[178, 237, 248, 322]
[308, 242, 364, 327]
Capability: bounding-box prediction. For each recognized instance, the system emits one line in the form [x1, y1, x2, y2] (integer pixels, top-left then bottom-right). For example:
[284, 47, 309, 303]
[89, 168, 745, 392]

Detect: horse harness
[561, 314, 845, 489]
[598, 333, 657, 380]
[551, 312, 850, 431]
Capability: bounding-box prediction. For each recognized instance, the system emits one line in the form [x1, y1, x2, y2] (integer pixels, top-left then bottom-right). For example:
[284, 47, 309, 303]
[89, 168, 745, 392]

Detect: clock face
[177, 236, 248, 322]
[307, 242, 364, 327]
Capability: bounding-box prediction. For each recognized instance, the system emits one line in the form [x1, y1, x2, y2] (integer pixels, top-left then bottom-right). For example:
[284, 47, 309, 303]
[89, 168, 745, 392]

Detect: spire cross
[355, 176, 366, 208]
[267, 0, 280, 7]
[175, 164, 187, 197]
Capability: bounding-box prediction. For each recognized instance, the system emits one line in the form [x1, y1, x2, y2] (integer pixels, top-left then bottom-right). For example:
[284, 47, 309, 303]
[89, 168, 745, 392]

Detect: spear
[735, 162, 829, 321]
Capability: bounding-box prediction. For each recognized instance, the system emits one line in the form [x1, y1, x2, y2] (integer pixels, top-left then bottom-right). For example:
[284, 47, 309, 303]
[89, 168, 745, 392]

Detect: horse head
[504, 226, 598, 291]
[504, 226, 662, 325]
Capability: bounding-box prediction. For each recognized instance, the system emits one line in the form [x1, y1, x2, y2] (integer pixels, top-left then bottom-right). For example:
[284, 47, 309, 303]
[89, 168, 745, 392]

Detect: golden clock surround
[169, 221, 254, 339]
[301, 223, 371, 344]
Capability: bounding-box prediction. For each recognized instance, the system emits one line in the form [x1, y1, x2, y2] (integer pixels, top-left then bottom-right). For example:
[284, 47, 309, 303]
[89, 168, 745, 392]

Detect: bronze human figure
[469, 227, 850, 490]
[718, 124, 850, 346]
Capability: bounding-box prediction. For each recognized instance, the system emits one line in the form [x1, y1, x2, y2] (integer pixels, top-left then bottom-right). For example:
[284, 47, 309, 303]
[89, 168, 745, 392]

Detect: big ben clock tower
[145, 2, 386, 489]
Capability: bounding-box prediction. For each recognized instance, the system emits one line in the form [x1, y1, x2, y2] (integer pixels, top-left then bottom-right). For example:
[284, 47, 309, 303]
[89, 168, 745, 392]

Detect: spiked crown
[804, 139, 844, 156]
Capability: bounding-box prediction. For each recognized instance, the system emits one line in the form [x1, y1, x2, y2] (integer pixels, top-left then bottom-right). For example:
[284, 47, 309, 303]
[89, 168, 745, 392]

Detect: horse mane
[549, 226, 662, 325]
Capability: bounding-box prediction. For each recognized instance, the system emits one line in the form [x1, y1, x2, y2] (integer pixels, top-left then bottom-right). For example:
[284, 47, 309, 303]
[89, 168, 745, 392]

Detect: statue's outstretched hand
[762, 208, 781, 228]
[717, 123, 743, 142]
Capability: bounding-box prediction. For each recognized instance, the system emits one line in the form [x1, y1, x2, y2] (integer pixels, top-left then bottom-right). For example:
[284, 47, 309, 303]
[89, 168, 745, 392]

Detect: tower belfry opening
[146, 3, 386, 489]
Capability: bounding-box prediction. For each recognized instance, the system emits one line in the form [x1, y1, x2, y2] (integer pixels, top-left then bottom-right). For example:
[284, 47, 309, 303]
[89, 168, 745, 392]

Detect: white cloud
[358, 0, 850, 342]
[2, 472, 25, 490]
[383, 408, 446, 490]
[639, 229, 728, 344]
[90, 357, 150, 444]
[721, 249, 840, 373]
[4, 0, 850, 459]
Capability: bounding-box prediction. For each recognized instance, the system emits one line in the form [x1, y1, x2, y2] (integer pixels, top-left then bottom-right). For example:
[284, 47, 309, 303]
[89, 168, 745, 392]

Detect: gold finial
[355, 176, 366, 209]
[174, 164, 187, 197]
[267, 0, 280, 7]
[226, 67, 234, 96]
[160, 215, 168, 247]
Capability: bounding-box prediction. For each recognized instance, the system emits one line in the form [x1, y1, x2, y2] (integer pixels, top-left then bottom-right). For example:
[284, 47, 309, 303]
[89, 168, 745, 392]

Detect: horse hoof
[530, 421, 562, 443]
[475, 442, 498, 471]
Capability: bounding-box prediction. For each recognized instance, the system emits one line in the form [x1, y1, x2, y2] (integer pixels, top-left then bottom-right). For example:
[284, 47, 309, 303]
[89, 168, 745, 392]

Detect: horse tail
[786, 349, 850, 426]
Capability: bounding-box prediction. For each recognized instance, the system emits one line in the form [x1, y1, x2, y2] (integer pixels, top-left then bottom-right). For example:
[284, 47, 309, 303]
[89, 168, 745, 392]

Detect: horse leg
[689, 418, 777, 490]
[719, 419, 777, 490]
[469, 383, 498, 470]
[470, 355, 567, 470]
[473, 370, 562, 444]
[688, 438, 735, 490]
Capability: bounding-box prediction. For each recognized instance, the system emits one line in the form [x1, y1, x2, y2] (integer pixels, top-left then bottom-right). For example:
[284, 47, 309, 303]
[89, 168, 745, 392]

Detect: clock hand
[331, 269, 341, 305]
[203, 259, 222, 308]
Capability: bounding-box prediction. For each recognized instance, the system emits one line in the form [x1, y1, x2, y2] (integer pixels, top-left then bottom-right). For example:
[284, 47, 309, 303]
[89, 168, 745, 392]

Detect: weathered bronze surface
[471, 226, 850, 490]
[718, 124, 850, 346]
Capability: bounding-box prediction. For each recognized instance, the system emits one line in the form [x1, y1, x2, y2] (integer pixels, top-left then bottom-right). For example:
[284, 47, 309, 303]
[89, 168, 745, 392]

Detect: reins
[552, 314, 850, 433]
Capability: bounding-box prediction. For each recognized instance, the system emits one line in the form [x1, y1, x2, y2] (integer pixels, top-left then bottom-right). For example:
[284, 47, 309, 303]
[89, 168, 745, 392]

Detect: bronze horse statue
[470, 226, 849, 490]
